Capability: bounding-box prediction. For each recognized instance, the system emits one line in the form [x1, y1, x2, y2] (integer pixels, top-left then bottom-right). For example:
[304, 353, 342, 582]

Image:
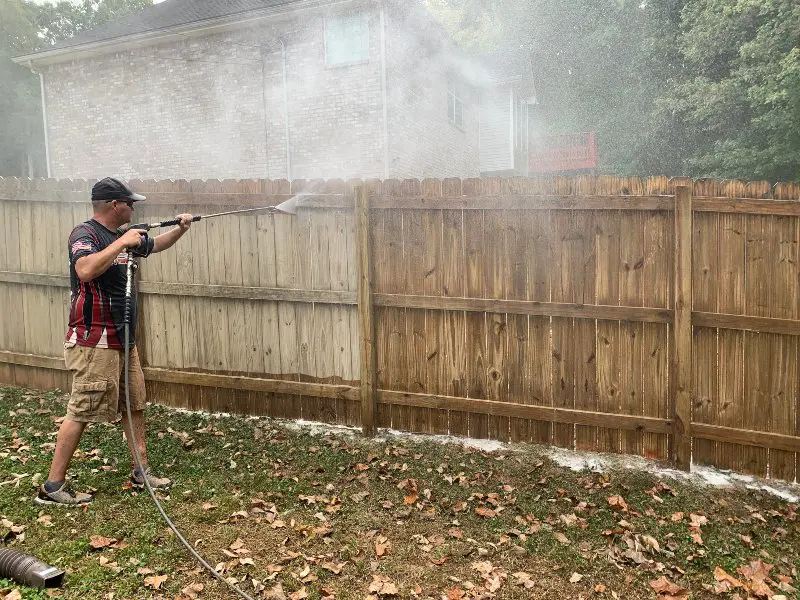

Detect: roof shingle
[45, 0, 307, 52]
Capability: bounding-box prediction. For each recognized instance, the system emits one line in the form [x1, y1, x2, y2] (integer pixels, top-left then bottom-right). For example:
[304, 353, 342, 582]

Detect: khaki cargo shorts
[64, 345, 146, 423]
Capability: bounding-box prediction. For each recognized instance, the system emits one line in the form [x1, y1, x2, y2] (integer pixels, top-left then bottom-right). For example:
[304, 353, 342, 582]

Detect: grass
[0, 385, 798, 599]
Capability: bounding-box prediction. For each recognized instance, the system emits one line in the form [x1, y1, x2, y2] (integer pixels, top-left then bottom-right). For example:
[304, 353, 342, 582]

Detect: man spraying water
[36, 177, 194, 506]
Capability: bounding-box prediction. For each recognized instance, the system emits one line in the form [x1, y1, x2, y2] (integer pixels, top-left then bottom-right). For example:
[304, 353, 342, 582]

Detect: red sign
[529, 132, 597, 174]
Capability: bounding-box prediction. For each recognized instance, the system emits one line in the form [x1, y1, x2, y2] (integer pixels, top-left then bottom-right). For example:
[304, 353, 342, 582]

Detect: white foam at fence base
[161, 404, 799, 503]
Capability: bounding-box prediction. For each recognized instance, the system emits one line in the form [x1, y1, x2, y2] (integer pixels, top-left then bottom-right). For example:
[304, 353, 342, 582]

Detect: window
[447, 83, 464, 129]
[325, 12, 369, 66]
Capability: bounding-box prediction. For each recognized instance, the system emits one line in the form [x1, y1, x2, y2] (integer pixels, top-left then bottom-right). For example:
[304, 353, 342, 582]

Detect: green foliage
[428, 0, 800, 181]
[0, 0, 153, 177]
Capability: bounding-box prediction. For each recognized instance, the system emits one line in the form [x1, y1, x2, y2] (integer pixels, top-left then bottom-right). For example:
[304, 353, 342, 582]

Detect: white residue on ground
[161, 404, 799, 503]
[541, 445, 799, 503]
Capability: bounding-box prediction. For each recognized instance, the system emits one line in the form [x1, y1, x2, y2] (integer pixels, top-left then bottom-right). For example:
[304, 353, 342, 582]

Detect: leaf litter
[0, 386, 797, 599]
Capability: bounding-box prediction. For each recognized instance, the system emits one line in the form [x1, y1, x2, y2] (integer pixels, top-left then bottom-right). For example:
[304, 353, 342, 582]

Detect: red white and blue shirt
[65, 220, 153, 350]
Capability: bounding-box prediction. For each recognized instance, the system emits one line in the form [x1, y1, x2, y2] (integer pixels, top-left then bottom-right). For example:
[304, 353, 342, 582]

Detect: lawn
[0, 385, 797, 600]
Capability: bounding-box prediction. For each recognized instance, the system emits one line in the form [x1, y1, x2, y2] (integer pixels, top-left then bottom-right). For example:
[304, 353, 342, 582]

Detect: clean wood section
[1, 175, 798, 479]
[375, 294, 671, 323]
[693, 312, 800, 336]
[672, 185, 693, 471]
[2, 350, 797, 455]
[355, 186, 376, 437]
[3, 272, 798, 336]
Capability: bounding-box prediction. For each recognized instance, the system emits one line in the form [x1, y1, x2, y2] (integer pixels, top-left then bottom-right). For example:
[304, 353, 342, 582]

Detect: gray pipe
[0, 548, 64, 589]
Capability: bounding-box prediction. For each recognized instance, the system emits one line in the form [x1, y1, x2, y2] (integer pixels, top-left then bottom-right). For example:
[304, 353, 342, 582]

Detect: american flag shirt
[65, 220, 154, 350]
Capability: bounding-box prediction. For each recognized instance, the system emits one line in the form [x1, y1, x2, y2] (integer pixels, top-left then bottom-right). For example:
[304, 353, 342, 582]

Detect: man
[36, 177, 193, 506]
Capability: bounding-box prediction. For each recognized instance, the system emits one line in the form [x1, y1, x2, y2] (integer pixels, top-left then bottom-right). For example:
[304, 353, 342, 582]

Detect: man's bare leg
[47, 419, 88, 482]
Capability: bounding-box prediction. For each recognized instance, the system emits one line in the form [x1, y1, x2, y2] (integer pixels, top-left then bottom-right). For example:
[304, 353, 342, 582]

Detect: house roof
[13, 0, 338, 65]
[45, 0, 306, 52]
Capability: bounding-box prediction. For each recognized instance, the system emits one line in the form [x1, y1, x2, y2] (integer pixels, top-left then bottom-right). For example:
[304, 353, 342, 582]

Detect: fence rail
[0, 175, 798, 481]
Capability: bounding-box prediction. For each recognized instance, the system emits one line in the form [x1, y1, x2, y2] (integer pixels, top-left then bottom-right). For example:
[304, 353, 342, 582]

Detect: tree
[426, 0, 799, 181]
[0, 0, 153, 177]
[0, 0, 44, 176]
[653, 0, 800, 181]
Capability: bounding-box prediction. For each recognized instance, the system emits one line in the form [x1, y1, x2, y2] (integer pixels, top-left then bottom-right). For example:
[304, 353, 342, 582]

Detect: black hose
[122, 255, 255, 600]
[0, 548, 64, 588]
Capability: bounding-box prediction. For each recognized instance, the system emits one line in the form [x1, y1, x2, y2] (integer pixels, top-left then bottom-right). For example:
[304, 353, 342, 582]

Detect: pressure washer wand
[129, 196, 299, 231]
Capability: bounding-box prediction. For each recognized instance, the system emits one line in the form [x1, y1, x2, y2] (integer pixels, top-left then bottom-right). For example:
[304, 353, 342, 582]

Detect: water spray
[126, 195, 300, 231]
[118, 196, 300, 600]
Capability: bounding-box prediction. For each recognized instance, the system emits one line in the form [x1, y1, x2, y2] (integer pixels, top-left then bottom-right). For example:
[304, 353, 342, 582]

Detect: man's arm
[152, 214, 193, 254]
[74, 229, 147, 282]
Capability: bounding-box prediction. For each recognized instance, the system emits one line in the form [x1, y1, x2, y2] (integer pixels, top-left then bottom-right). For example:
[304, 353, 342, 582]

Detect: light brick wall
[42, 3, 479, 181]
[384, 5, 480, 179]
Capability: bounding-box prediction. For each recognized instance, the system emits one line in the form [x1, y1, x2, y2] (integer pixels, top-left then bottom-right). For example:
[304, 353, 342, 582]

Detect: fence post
[355, 185, 376, 437]
[672, 185, 693, 470]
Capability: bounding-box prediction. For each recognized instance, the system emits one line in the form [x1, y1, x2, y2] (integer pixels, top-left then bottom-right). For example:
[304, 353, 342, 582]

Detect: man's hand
[176, 214, 193, 231]
[120, 228, 147, 250]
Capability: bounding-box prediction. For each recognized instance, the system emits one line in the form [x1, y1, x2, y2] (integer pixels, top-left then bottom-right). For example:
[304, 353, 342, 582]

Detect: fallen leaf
[263, 584, 287, 600]
[512, 571, 536, 589]
[553, 532, 570, 545]
[607, 495, 628, 512]
[570, 572, 583, 583]
[594, 583, 607, 593]
[180, 582, 204, 599]
[289, 587, 308, 600]
[369, 574, 399, 596]
[649, 576, 688, 599]
[322, 561, 346, 574]
[89, 535, 115, 549]
[689, 514, 708, 528]
[144, 574, 168, 589]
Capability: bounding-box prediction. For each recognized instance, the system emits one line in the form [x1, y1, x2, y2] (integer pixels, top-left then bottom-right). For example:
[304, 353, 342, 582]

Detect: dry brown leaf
[369, 574, 399, 596]
[513, 571, 536, 589]
[89, 535, 115, 549]
[594, 584, 607, 593]
[554, 532, 570, 545]
[180, 582, 204, 599]
[714, 566, 743, 588]
[263, 583, 287, 600]
[2, 591, 22, 600]
[446, 588, 465, 600]
[202, 502, 217, 511]
[607, 495, 628, 512]
[649, 577, 687, 599]
[475, 507, 496, 518]
[143, 574, 168, 589]
[322, 561, 346, 575]
[289, 587, 309, 600]
[570, 572, 583, 583]
[229, 538, 245, 551]
[689, 513, 708, 528]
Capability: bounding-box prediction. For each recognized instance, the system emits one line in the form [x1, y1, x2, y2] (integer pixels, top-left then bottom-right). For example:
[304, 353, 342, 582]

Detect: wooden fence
[0, 176, 798, 481]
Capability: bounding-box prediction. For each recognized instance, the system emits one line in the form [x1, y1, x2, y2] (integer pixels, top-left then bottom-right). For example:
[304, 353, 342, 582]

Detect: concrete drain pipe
[0, 548, 64, 588]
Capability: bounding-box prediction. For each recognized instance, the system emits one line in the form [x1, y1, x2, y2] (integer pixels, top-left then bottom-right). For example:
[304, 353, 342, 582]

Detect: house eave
[12, 0, 362, 67]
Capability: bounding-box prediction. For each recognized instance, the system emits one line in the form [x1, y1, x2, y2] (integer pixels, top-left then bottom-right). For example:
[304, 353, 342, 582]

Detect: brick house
[14, 0, 499, 181]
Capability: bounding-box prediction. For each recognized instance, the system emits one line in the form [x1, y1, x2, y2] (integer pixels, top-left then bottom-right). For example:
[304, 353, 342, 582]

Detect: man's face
[110, 198, 135, 224]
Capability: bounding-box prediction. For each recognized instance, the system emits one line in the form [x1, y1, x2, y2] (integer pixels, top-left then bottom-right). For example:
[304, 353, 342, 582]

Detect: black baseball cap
[91, 177, 146, 202]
